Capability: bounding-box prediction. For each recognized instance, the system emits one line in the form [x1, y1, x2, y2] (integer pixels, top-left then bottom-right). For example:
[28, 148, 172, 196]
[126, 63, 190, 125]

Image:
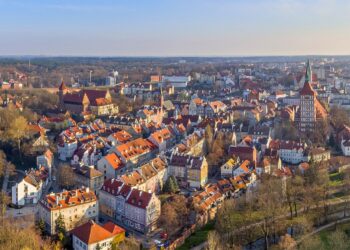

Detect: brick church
[58, 82, 118, 116]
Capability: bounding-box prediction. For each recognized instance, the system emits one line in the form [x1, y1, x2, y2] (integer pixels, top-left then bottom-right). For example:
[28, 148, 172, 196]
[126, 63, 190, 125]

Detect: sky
[0, 0, 350, 56]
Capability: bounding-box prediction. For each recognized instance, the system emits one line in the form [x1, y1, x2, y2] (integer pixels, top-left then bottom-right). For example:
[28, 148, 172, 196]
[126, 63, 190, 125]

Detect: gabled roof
[70, 220, 124, 245]
[104, 153, 123, 170]
[126, 189, 153, 209]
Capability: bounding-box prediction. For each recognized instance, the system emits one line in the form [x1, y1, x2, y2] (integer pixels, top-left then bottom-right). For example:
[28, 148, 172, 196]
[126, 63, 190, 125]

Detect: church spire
[305, 59, 312, 83]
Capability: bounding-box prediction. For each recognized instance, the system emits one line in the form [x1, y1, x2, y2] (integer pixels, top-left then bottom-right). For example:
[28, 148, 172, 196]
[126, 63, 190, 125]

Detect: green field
[176, 222, 215, 250]
[305, 222, 350, 250]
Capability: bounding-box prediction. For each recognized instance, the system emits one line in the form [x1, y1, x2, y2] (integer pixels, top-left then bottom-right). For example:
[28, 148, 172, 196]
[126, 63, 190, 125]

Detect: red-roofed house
[71, 220, 125, 250]
[99, 179, 161, 234]
[97, 153, 125, 180]
[38, 187, 98, 234]
[148, 127, 176, 152]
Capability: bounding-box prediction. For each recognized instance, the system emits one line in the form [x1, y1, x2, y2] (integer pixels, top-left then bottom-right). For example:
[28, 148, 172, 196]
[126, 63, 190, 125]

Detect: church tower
[299, 60, 316, 132]
[58, 81, 68, 110]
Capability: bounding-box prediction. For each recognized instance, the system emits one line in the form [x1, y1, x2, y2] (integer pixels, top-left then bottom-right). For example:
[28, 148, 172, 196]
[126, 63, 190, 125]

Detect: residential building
[168, 153, 208, 188]
[12, 167, 49, 206]
[97, 153, 125, 180]
[99, 179, 161, 234]
[148, 127, 176, 152]
[71, 220, 125, 250]
[38, 187, 98, 234]
[36, 149, 54, 180]
[112, 138, 158, 167]
[73, 166, 104, 192]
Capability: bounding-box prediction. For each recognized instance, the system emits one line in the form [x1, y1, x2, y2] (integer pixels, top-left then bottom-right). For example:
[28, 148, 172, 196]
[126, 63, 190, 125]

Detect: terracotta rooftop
[70, 220, 125, 245]
[40, 187, 96, 211]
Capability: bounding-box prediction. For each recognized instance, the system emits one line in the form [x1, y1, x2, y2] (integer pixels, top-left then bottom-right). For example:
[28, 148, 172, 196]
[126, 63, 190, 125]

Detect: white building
[162, 75, 191, 88]
[71, 220, 125, 250]
[58, 137, 78, 161]
[12, 167, 49, 206]
[36, 149, 54, 180]
[38, 187, 98, 235]
[341, 139, 350, 156]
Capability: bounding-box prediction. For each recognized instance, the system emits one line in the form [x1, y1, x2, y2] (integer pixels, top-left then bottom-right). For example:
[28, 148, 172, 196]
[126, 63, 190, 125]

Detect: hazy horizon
[1, 0, 350, 56]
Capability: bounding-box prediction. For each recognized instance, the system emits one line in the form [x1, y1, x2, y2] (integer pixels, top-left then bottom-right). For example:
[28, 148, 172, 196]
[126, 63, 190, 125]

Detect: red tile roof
[70, 220, 124, 245]
[300, 82, 316, 96]
[105, 153, 123, 170]
[40, 187, 96, 211]
[126, 189, 153, 209]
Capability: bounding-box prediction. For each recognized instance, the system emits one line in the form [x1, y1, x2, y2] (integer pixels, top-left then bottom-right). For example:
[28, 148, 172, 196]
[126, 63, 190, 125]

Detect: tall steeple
[305, 59, 312, 83]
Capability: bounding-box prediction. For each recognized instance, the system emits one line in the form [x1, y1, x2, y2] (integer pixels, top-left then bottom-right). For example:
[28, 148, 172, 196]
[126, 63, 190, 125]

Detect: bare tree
[57, 164, 76, 189]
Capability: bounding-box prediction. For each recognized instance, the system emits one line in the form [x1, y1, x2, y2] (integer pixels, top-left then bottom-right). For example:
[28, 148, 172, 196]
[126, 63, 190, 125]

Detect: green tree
[36, 218, 46, 236]
[170, 175, 179, 192]
[163, 176, 178, 194]
[55, 213, 66, 235]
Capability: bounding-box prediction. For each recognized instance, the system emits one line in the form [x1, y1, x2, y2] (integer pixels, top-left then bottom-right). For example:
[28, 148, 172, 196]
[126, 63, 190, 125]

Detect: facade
[99, 179, 161, 234]
[12, 167, 49, 206]
[58, 82, 118, 115]
[36, 149, 54, 180]
[148, 127, 176, 153]
[73, 166, 104, 192]
[38, 187, 98, 235]
[71, 220, 125, 250]
[97, 153, 125, 180]
[168, 153, 208, 188]
[298, 60, 327, 132]
[118, 157, 167, 193]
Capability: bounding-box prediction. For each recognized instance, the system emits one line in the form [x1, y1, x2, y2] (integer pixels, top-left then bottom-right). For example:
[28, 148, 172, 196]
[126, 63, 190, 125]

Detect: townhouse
[112, 138, 158, 168]
[168, 153, 208, 189]
[73, 166, 104, 192]
[97, 152, 125, 180]
[118, 157, 167, 193]
[99, 179, 161, 234]
[107, 130, 133, 146]
[148, 127, 176, 153]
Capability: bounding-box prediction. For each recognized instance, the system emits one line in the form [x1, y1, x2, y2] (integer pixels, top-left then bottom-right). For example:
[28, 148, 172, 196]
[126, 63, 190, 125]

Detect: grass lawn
[329, 172, 344, 187]
[176, 222, 215, 250]
[311, 222, 350, 250]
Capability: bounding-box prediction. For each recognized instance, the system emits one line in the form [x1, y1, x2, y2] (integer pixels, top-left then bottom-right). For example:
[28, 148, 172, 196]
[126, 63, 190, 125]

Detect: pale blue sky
[0, 0, 349, 56]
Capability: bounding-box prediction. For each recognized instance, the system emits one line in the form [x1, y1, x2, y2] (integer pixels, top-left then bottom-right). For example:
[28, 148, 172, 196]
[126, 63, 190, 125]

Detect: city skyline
[1, 0, 350, 56]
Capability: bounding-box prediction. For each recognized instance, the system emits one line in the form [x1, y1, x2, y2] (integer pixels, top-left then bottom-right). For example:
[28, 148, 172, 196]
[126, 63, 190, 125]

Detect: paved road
[6, 205, 38, 218]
